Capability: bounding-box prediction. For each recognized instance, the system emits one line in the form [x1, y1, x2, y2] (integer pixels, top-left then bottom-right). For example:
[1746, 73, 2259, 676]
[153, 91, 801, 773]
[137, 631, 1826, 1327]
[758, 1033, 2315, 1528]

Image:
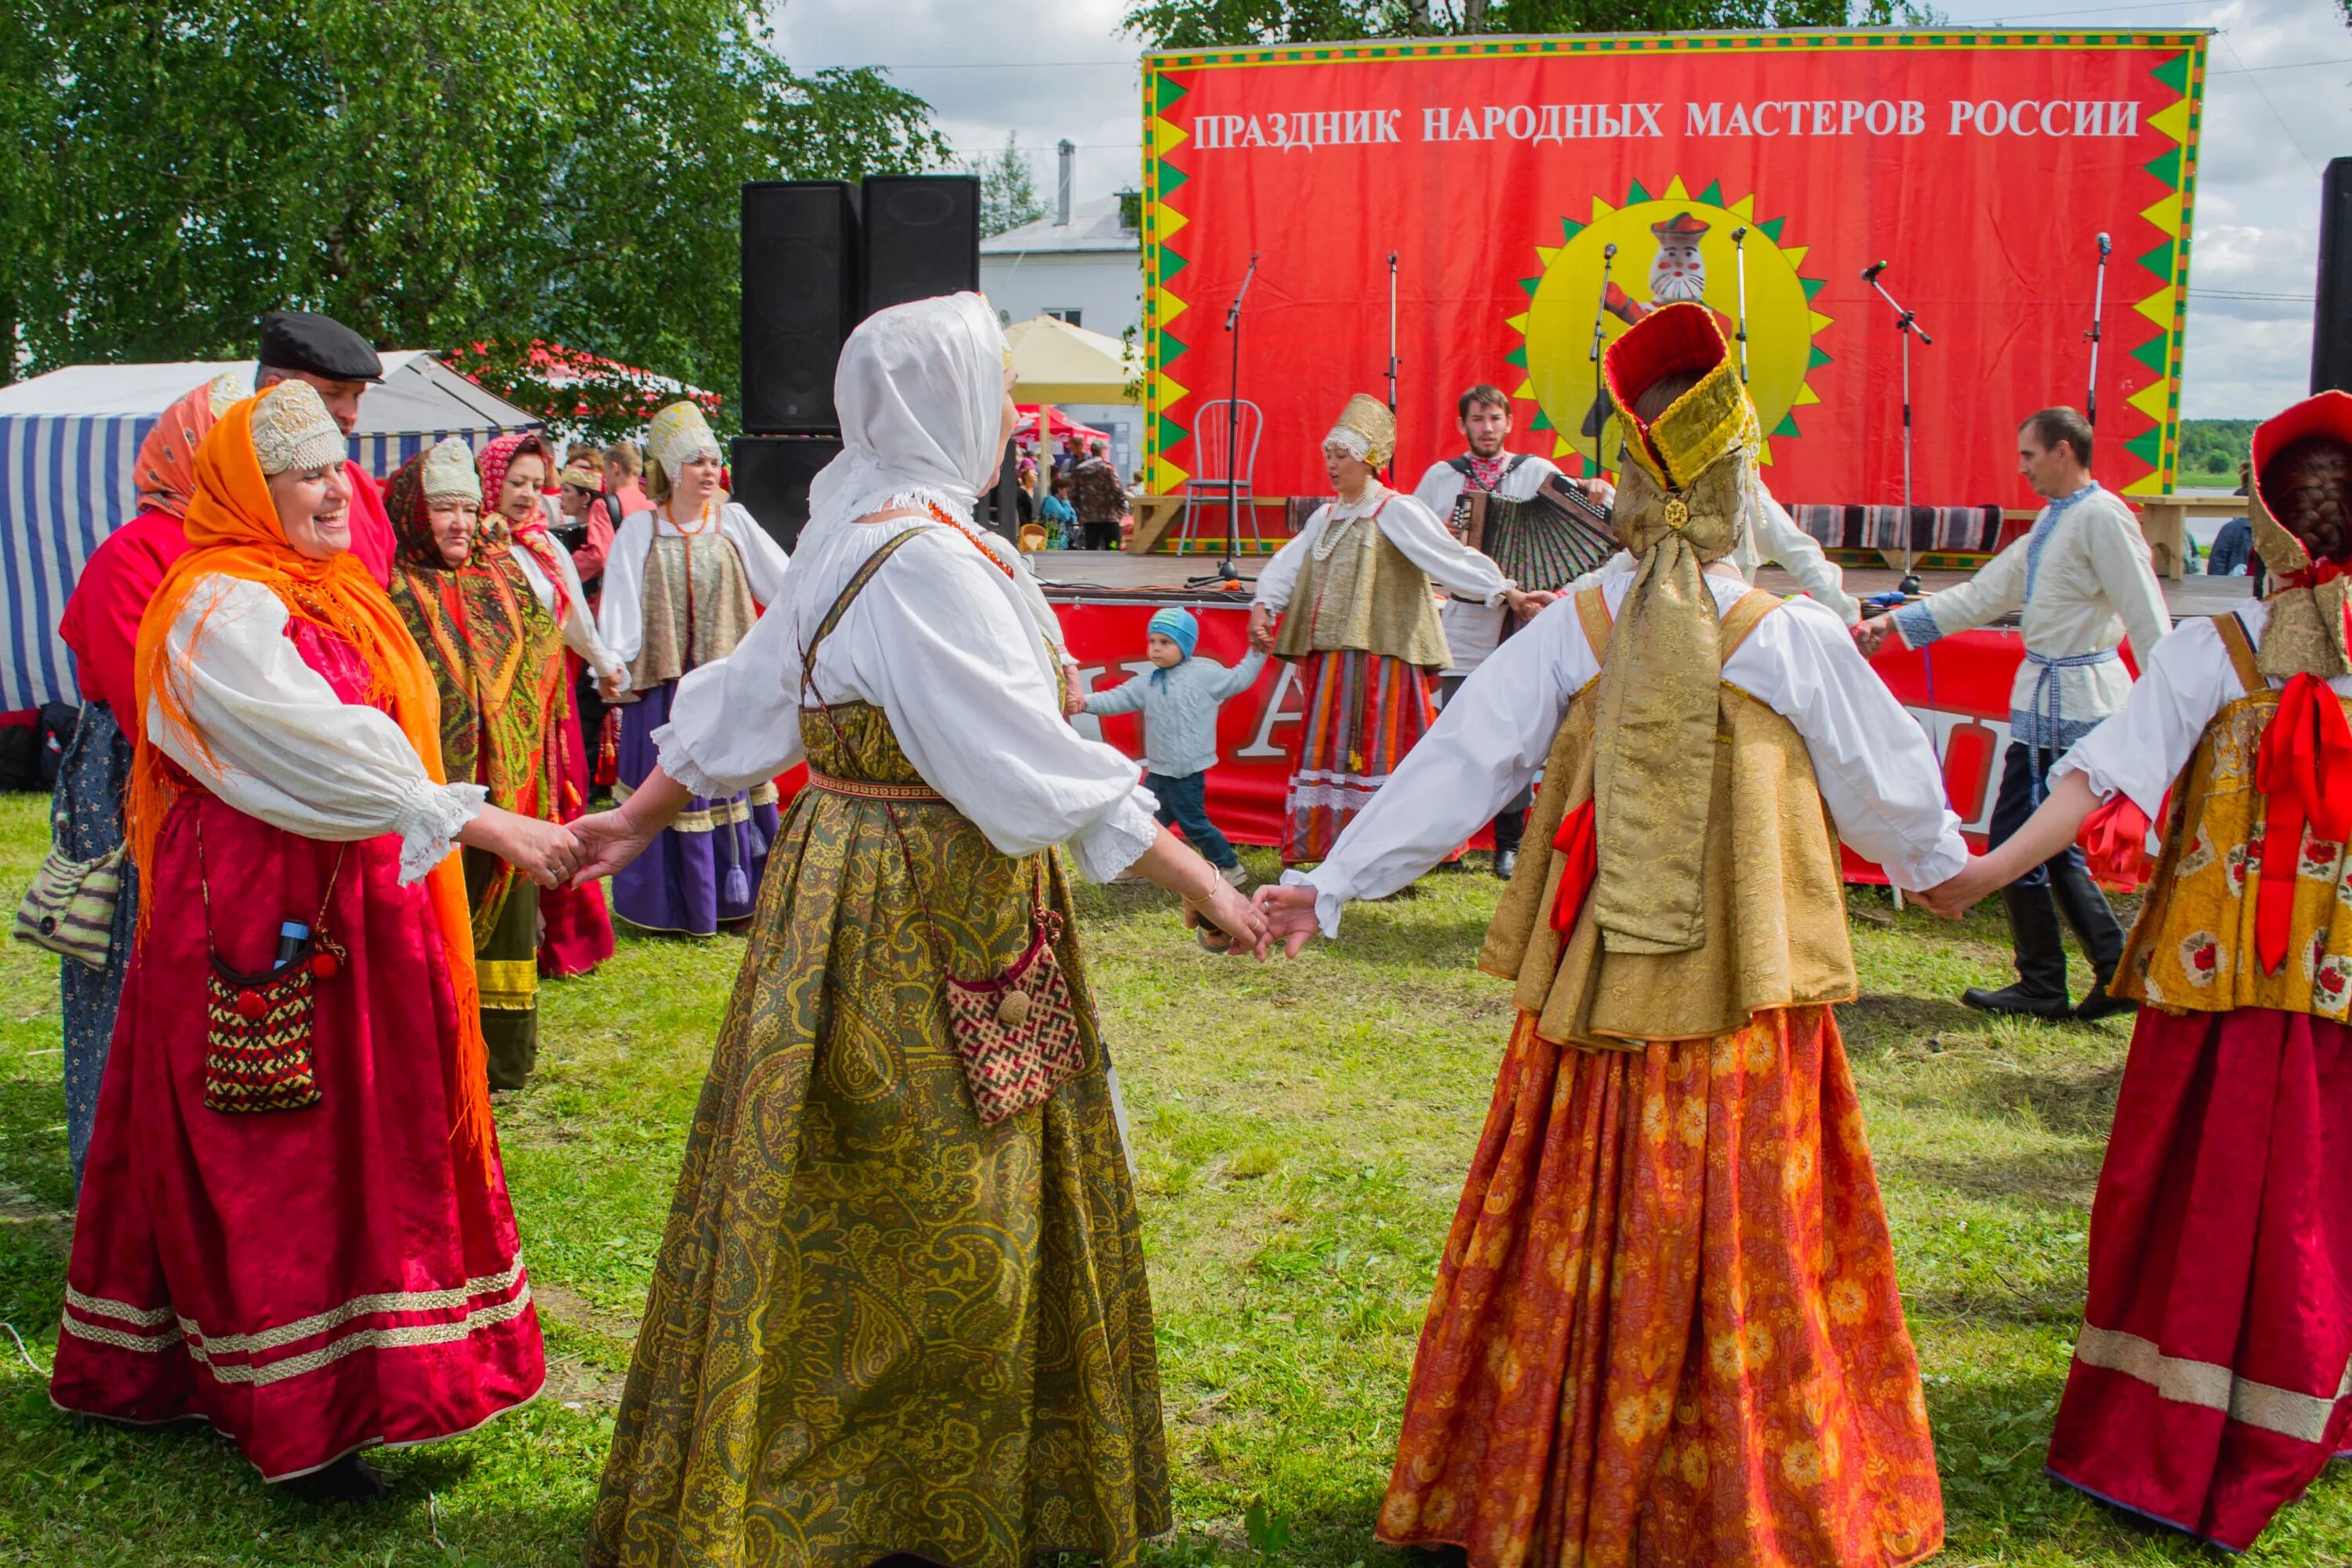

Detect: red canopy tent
[1014, 405, 1108, 444]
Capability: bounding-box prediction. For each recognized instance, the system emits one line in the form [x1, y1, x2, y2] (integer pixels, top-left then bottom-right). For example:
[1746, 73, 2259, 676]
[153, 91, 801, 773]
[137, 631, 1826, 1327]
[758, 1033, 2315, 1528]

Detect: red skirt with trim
[50, 791, 544, 1480]
[2048, 1004, 2352, 1551]
[540, 660, 615, 978]
[1282, 650, 1438, 866]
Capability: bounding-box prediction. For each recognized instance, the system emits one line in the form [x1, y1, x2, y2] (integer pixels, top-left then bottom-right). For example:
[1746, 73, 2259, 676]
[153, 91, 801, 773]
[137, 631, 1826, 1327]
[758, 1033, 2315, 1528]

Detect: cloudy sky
[771, 0, 2349, 420]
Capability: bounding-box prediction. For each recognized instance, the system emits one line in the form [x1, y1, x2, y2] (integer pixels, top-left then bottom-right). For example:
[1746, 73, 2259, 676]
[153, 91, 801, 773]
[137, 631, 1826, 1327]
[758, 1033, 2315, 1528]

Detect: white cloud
[771, 0, 2350, 418]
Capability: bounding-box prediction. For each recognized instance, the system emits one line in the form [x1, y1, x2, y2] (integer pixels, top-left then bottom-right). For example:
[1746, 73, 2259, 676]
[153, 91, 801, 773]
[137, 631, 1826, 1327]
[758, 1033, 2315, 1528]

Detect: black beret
[256, 310, 383, 383]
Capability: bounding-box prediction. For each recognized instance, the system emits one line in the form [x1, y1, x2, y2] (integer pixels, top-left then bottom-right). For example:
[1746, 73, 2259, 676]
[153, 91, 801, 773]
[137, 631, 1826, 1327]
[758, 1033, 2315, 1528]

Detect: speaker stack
[2315, 157, 2352, 397]
[735, 174, 996, 550]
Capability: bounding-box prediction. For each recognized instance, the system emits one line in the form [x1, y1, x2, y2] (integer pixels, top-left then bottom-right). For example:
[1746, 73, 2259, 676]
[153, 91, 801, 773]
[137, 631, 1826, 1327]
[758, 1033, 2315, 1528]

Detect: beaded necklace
[927, 502, 1015, 581]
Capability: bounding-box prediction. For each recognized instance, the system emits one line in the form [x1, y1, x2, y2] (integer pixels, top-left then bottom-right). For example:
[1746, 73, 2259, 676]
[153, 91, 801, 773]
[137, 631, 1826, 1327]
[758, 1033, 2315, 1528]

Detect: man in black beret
[255, 310, 396, 586]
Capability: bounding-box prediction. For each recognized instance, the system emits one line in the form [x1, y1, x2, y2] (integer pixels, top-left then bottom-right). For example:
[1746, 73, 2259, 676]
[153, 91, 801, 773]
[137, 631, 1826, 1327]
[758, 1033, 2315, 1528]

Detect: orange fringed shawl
[125, 394, 495, 1163]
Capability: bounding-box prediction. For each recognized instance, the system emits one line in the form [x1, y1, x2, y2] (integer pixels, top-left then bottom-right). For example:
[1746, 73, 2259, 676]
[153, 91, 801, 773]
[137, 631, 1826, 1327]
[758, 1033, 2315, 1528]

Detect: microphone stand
[1579, 243, 1618, 465]
[1189, 252, 1260, 590]
[1384, 250, 1400, 485]
[1731, 227, 1751, 385]
[2085, 232, 2111, 429]
[1863, 262, 1934, 593]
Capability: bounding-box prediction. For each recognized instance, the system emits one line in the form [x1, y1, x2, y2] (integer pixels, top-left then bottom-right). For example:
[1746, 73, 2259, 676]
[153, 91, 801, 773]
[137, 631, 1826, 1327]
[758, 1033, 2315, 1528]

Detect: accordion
[1455, 478, 1620, 594]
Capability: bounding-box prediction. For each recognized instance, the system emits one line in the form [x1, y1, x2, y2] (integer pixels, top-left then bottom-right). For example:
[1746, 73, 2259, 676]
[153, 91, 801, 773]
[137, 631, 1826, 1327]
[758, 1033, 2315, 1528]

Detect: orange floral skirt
[1377, 1006, 1943, 1568]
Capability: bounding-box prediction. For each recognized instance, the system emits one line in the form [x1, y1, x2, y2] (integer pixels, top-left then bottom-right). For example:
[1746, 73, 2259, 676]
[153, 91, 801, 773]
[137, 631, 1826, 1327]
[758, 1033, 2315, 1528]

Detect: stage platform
[1029, 550, 2255, 620]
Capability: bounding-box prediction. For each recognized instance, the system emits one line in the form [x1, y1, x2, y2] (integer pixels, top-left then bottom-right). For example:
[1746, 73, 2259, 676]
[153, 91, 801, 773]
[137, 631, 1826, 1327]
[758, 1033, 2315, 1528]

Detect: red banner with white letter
[1138, 31, 2205, 511]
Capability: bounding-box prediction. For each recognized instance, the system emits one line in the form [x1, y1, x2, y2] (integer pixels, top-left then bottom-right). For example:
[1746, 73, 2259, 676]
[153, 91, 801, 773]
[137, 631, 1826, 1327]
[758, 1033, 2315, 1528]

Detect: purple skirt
[612, 679, 779, 936]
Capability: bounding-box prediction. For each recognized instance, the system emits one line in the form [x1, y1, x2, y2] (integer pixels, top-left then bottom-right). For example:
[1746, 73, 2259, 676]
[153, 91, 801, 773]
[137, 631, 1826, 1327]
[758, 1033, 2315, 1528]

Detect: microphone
[1861, 259, 1889, 281]
[1731, 225, 1748, 241]
[1602, 242, 1617, 259]
[2096, 232, 2112, 256]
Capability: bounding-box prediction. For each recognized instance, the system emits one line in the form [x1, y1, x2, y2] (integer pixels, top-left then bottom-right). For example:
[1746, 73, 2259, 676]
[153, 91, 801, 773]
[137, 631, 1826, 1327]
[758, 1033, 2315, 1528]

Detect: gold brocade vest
[1272, 499, 1453, 670]
[2119, 615, 2352, 1020]
[625, 529, 760, 693]
[1478, 584, 1857, 1048]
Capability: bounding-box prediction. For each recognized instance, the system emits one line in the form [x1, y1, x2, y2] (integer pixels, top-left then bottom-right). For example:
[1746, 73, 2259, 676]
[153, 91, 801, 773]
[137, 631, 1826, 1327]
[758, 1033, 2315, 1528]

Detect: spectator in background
[1072, 439, 1126, 550]
[1057, 430, 1087, 475]
[2206, 459, 2256, 577]
[1040, 470, 1078, 549]
[603, 440, 651, 520]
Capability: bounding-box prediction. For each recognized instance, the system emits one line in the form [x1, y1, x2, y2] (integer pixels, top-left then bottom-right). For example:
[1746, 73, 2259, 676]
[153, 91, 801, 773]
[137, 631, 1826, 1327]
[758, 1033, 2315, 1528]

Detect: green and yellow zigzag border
[1141, 28, 2208, 500]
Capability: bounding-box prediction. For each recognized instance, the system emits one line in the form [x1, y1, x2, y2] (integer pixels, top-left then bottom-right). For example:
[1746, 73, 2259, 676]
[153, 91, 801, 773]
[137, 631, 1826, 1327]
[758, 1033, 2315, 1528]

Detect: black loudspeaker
[741, 181, 861, 434]
[861, 175, 981, 314]
[975, 440, 1022, 542]
[730, 434, 842, 554]
[2315, 157, 2352, 396]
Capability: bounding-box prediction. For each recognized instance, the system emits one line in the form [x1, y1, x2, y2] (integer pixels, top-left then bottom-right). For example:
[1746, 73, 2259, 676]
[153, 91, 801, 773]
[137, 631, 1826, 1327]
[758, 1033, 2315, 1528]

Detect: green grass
[2, 793, 2348, 1563]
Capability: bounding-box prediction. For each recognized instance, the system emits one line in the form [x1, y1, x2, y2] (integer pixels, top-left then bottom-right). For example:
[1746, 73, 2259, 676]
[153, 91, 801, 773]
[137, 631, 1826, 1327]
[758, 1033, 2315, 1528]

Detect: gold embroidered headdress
[2249, 389, 2352, 682]
[1325, 394, 1397, 468]
[1588, 302, 1764, 955]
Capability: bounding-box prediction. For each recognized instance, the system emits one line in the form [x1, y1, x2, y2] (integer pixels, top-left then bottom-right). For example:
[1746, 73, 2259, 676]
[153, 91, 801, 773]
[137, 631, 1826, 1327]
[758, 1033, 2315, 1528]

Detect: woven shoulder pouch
[13, 828, 124, 971]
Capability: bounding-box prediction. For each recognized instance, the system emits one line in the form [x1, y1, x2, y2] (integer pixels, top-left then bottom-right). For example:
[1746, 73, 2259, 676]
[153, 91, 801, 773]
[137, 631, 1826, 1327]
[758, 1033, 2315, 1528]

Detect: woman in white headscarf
[593, 400, 793, 935]
[574, 294, 1265, 1568]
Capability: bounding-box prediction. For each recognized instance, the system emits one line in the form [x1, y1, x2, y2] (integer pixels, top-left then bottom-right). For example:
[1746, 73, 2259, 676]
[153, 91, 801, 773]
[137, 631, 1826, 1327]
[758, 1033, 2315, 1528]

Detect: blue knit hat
[1147, 606, 1199, 660]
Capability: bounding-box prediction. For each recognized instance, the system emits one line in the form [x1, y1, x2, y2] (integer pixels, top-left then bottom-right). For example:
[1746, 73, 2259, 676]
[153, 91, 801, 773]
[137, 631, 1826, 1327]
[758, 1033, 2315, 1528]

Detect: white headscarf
[802, 292, 1007, 549]
[793, 292, 1071, 667]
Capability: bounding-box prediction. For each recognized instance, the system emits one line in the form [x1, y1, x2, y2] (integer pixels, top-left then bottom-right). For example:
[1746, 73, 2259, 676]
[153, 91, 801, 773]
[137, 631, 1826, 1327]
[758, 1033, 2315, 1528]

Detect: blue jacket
[1082, 648, 1270, 777]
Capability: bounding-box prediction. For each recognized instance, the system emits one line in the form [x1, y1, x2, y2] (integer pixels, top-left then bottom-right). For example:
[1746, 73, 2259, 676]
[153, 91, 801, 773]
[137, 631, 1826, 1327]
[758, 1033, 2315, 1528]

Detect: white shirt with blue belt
[1890, 481, 2172, 752]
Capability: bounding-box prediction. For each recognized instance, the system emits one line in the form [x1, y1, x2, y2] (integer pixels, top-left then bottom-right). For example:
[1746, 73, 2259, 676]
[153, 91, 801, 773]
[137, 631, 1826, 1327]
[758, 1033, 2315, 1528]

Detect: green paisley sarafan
[588, 701, 1170, 1568]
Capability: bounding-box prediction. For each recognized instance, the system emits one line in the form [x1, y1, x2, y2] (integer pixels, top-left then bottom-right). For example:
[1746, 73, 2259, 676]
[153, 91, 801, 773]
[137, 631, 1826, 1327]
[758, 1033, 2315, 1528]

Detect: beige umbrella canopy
[1004, 314, 1143, 404]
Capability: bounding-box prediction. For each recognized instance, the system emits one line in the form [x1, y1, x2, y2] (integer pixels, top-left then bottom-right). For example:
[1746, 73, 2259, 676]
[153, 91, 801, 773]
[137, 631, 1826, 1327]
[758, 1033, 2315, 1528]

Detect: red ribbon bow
[1549, 801, 1599, 944]
[2253, 673, 2352, 974]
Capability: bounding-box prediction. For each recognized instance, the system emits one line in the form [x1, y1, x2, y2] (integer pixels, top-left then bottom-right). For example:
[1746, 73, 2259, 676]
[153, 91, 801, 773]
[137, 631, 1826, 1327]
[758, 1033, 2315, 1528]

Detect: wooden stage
[1029, 550, 2255, 621]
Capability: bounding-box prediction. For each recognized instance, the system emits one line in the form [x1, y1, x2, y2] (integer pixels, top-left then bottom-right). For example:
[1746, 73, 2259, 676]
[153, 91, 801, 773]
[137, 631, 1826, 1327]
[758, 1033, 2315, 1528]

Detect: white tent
[0, 352, 540, 710]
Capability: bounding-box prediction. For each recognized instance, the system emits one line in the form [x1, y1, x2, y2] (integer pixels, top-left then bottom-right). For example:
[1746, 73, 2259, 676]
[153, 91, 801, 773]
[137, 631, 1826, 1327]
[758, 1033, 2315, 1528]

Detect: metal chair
[1173, 399, 1265, 555]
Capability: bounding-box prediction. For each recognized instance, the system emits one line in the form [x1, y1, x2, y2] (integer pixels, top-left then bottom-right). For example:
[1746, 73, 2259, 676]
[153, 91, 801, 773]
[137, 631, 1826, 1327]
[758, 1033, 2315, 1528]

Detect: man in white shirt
[1854, 405, 2171, 1020]
[1411, 385, 1603, 877]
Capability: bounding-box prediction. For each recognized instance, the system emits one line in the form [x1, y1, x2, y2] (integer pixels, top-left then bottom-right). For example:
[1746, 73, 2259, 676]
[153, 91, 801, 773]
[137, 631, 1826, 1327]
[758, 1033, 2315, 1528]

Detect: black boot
[2051, 854, 2133, 1020]
[288, 1452, 387, 1502]
[1962, 884, 2074, 1018]
[1492, 807, 1526, 881]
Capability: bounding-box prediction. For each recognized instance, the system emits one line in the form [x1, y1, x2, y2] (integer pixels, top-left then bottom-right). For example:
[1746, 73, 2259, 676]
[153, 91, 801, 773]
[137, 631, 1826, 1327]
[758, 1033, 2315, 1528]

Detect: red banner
[1140, 31, 2206, 511]
[1052, 598, 2134, 882]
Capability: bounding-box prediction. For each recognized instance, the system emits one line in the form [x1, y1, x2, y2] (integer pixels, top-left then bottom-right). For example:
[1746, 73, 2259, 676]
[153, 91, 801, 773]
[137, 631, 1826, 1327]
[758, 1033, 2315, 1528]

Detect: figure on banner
[1412, 384, 1613, 878]
[1256, 303, 1962, 1568]
[1915, 390, 2352, 1553]
[1855, 406, 2170, 1018]
[1250, 394, 1550, 866]
[1068, 605, 1269, 889]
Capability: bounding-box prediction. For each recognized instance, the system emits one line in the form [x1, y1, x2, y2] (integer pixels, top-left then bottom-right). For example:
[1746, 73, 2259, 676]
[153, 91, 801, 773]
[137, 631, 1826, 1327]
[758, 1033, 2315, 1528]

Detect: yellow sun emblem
[1507, 175, 1831, 474]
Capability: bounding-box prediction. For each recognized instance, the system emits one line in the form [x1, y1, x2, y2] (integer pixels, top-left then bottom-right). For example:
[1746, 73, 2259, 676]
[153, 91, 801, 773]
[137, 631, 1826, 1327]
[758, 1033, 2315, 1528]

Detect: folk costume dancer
[253, 310, 397, 587]
[1250, 394, 1542, 866]
[1260, 303, 1963, 1568]
[51, 382, 564, 1497]
[1923, 390, 2352, 1552]
[1412, 383, 1595, 879]
[50, 371, 241, 1188]
[1857, 407, 2170, 1019]
[477, 434, 628, 982]
[596, 401, 792, 935]
[574, 294, 1267, 1568]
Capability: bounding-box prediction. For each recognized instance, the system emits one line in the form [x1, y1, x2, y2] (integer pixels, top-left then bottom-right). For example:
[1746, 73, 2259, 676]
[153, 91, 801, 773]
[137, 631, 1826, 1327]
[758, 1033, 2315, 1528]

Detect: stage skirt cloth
[53, 699, 137, 1192]
[610, 677, 776, 935]
[2047, 1004, 2352, 1552]
[465, 847, 540, 1091]
[1283, 648, 1437, 866]
[1378, 1007, 1944, 1568]
[539, 676, 615, 978]
[588, 700, 1167, 1568]
[49, 790, 544, 1481]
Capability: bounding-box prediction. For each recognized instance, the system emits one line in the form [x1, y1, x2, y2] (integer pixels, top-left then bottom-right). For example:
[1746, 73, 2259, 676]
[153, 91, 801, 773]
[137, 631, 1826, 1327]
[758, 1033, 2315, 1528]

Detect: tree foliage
[1121, 0, 1922, 48]
[975, 132, 1050, 238]
[0, 0, 949, 430]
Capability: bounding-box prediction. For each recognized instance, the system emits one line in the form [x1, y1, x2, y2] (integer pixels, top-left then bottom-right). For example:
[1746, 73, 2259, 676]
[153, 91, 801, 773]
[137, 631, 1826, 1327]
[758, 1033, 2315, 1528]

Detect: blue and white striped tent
[0, 354, 539, 711]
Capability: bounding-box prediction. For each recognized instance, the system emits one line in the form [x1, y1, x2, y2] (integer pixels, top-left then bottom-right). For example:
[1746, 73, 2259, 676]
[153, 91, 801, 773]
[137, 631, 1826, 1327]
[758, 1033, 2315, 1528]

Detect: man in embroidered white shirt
[1854, 406, 2171, 1020]
[1411, 384, 1592, 878]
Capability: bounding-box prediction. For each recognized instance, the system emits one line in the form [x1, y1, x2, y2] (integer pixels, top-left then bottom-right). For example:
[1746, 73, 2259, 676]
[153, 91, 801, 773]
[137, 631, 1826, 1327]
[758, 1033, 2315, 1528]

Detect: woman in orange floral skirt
[1258, 304, 1968, 1568]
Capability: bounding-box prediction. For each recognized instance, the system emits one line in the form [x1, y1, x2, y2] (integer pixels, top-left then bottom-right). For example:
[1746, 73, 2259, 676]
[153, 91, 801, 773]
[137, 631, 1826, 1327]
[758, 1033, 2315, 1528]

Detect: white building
[982, 144, 1147, 477]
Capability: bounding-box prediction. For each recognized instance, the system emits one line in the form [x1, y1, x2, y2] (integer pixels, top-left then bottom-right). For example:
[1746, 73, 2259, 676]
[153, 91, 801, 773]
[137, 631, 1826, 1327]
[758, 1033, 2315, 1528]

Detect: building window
[1044, 307, 1083, 327]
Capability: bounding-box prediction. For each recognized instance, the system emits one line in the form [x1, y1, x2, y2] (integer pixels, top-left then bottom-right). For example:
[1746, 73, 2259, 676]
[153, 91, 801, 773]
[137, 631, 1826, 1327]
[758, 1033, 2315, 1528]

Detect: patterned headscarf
[476, 431, 572, 624]
[134, 370, 251, 521]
